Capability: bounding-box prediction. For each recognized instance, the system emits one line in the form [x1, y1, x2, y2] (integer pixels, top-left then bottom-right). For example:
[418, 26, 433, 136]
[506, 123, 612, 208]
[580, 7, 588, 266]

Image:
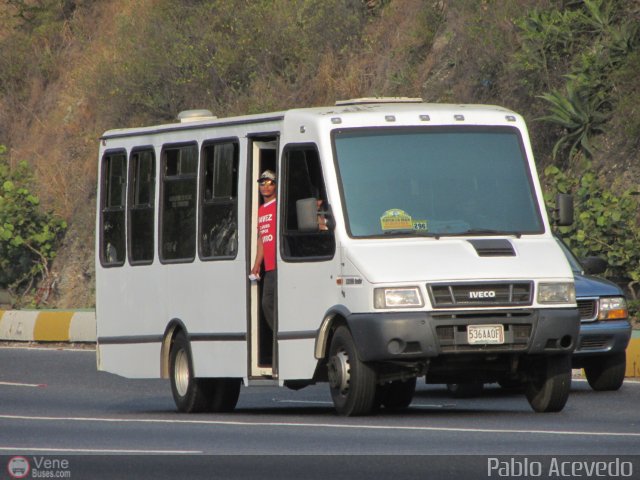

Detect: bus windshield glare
[333, 127, 544, 238]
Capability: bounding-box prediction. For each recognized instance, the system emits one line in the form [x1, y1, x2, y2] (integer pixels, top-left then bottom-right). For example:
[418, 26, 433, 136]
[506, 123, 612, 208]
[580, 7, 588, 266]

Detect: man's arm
[251, 236, 264, 276]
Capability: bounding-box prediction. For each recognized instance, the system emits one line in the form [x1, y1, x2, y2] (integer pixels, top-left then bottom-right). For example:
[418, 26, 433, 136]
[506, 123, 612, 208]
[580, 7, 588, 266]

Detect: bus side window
[100, 151, 127, 267]
[160, 144, 198, 262]
[199, 141, 239, 259]
[128, 149, 155, 264]
[282, 146, 335, 260]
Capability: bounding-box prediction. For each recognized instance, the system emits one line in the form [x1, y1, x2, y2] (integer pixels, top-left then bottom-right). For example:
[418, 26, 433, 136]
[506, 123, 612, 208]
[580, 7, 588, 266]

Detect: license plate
[467, 324, 504, 345]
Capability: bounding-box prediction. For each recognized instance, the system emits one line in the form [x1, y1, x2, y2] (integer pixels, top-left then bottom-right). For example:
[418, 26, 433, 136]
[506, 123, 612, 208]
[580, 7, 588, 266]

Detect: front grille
[428, 282, 533, 308]
[436, 326, 455, 341]
[512, 324, 531, 340]
[578, 335, 611, 350]
[577, 298, 597, 321]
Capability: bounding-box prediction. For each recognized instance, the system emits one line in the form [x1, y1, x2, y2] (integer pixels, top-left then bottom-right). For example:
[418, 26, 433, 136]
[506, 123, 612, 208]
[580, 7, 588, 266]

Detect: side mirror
[555, 193, 574, 226]
[296, 198, 319, 232]
[296, 197, 334, 232]
[581, 256, 607, 275]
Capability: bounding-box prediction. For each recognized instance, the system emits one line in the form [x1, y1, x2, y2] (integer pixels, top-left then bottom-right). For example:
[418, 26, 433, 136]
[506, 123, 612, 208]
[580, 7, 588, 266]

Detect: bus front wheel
[524, 355, 571, 413]
[327, 326, 377, 416]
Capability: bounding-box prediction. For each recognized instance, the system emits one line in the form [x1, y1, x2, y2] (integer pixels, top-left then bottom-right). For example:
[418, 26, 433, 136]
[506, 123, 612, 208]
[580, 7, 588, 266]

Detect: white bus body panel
[98, 343, 161, 378]
[96, 116, 282, 379]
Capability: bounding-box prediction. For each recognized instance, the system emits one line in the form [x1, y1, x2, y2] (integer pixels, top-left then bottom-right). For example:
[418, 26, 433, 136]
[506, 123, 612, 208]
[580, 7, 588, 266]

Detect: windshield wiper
[382, 229, 435, 237]
[460, 229, 523, 238]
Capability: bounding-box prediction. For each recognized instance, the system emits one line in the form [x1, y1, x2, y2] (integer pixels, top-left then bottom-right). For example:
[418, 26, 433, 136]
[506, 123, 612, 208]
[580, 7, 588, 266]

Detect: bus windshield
[333, 127, 544, 238]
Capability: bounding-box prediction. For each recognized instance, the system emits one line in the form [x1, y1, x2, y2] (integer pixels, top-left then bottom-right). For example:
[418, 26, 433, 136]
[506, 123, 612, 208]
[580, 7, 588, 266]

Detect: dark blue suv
[556, 237, 632, 391]
[446, 238, 632, 397]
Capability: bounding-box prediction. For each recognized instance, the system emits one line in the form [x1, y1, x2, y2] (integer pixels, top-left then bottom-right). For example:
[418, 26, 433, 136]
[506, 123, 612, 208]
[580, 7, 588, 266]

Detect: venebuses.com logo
[6, 456, 72, 478]
[7, 457, 30, 479]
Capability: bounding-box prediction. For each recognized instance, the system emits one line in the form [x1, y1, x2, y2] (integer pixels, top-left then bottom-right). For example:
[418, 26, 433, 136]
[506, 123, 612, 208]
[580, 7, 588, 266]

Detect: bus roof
[100, 101, 522, 141]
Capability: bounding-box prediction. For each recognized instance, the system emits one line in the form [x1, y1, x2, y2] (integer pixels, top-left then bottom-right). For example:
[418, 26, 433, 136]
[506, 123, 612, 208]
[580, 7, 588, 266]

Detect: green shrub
[0, 146, 66, 297]
[544, 164, 640, 299]
[609, 49, 640, 147]
[517, 1, 639, 161]
[538, 83, 610, 159]
[513, 7, 585, 92]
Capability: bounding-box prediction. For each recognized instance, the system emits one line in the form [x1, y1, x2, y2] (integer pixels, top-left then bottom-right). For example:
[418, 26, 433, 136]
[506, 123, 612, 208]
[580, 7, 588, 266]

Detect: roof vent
[177, 109, 217, 123]
[335, 97, 423, 106]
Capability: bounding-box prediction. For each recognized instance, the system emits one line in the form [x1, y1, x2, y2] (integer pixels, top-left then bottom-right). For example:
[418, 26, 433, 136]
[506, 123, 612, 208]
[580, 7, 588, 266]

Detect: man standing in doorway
[251, 170, 277, 331]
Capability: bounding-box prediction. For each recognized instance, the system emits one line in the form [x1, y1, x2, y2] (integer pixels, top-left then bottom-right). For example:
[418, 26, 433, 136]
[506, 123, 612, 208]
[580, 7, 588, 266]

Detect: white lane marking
[0, 381, 46, 388]
[1, 414, 639, 438]
[0, 446, 201, 454]
[276, 399, 333, 405]
[276, 399, 456, 409]
[0, 345, 95, 352]
[407, 403, 457, 409]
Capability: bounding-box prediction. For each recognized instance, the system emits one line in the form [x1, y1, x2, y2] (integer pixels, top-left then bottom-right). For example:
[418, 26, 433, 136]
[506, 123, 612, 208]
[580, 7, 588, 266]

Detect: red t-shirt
[258, 199, 277, 271]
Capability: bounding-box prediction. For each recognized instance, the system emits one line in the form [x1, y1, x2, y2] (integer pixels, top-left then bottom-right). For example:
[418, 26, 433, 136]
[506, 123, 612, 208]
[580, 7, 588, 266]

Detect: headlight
[537, 282, 575, 304]
[374, 287, 424, 309]
[598, 297, 628, 320]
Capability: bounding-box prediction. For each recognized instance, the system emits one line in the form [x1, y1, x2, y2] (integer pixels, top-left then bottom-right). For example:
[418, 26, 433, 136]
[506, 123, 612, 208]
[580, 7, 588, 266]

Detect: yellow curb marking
[626, 338, 640, 378]
[33, 311, 74, 341]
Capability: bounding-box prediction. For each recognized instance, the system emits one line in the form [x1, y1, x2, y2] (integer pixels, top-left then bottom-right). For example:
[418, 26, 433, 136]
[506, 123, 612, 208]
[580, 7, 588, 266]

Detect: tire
[524, 355, 571, 413]
[446, 382, 484, 398]
[169, 331, 241, 413]
[378, 378, 417, 410]
[584, 352, 626, 391]
[170, 331, 210, 413]
[327, 326, 378, 416]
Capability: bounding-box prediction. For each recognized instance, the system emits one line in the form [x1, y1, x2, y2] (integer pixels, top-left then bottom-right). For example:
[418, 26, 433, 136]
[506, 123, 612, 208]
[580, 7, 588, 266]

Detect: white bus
[95, 99, 579, 416]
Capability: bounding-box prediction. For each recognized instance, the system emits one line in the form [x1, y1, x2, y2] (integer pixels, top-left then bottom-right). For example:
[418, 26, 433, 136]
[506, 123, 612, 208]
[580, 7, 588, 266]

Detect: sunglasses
[258, 179, 275, 186]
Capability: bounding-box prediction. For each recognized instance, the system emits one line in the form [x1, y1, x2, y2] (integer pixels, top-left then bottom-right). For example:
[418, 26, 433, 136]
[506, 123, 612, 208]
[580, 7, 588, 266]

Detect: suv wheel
[584, 352, 626, 391]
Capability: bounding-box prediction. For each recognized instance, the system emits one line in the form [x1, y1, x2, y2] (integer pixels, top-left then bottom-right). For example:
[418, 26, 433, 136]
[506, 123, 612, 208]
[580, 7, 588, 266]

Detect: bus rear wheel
[327, 326, 377, 416]
[169, 330, 241, 413]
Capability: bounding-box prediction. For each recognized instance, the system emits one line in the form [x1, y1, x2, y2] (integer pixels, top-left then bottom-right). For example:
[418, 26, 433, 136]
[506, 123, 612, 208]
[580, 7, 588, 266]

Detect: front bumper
[573, 319, 631, 358]
[346, 308, 580, 362]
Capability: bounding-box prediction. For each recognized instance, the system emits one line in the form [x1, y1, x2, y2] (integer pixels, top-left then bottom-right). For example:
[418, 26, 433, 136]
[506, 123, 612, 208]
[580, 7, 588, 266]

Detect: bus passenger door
[248, 139, 277, 378]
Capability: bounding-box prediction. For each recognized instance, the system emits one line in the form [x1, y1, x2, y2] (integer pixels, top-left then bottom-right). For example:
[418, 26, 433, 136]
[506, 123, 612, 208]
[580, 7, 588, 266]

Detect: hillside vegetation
[0, 0, 639, 315]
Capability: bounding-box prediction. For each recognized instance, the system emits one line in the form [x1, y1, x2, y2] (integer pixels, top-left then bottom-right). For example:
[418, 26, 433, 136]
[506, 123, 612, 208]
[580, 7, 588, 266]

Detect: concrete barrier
[0, 309, 638, 377]
[0, 309, 96, 342]
[626, 330, 640, 378]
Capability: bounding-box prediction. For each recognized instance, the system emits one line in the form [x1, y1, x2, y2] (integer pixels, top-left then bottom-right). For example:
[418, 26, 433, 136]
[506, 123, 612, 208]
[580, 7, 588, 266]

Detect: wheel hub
[328, 349, 350, 394]
[174, 349, 190, 397]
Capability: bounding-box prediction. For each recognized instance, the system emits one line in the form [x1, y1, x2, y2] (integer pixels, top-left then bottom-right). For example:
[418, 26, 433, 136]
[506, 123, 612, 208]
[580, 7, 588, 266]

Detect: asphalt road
[1, 344, 639, 479]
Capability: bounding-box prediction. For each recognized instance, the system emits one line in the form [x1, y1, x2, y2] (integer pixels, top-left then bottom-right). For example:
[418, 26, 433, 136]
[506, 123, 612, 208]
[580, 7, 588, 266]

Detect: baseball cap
[257, 170, 276, 183]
